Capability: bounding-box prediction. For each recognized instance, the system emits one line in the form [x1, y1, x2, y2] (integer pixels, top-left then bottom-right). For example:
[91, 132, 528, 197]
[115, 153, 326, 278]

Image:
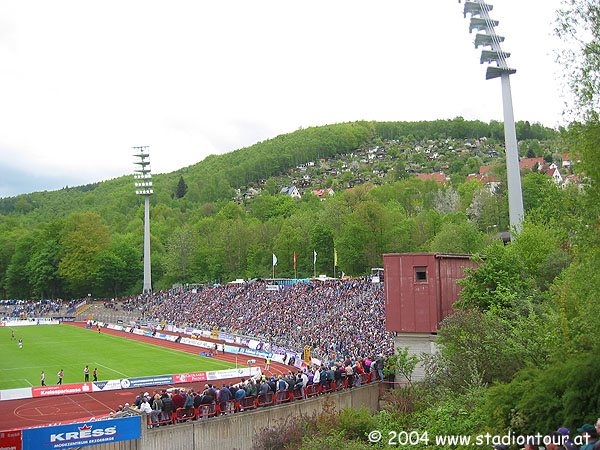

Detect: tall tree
[163, 224, 197, 283]
[556, 0, 600, 117]
[175, 175, 188, 199]
[58, 212, 111, 296]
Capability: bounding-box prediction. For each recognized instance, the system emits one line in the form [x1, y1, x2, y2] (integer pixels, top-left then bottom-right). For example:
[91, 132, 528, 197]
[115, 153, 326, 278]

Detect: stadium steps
[74, 303, 94, 318]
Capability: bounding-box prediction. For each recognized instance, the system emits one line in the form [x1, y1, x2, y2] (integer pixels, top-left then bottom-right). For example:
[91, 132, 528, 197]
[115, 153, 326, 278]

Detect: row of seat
[146, 371, 381, 427]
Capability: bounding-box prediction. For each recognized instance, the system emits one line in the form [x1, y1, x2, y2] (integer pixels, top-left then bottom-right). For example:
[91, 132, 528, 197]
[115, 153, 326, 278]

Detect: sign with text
[0, 430, 22, 450]
[22, 416, 140, 450]
[32, 383, 93, 398]
[173, 372, 207, 383]
[119, 375, 174, 389]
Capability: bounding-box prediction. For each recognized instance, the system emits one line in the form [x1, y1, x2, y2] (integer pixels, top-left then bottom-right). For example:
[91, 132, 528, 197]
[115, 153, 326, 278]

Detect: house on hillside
[479, 165, 496, 175]
[562, 174, 583, 191]
[519, 157, 544, 171]
[244, 187, 261, 199]
[545, 166, 563, 184]
[311, 188, 335, 199]
[465, 174, 501, 194]
[417, 173, 449, 184]
[280, 185, 301, 199]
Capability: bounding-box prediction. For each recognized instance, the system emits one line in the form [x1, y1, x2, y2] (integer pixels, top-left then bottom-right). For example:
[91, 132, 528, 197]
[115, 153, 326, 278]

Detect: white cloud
[0, 0, 565, 197]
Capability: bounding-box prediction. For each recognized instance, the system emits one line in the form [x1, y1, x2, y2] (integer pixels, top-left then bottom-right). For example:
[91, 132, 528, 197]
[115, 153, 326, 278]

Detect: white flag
[313, 250, 317, 265]
[272, 254, 278, 266]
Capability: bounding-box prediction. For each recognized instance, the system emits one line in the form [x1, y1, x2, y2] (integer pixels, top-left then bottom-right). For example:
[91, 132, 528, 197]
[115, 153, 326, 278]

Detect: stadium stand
[121, 278, 393, 363]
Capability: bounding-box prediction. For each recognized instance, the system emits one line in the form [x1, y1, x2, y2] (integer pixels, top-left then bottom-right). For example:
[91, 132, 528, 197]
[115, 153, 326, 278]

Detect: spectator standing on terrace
[41, 371, 46, 386]
[172, 389, 185, 410]
[57, 369, 63, 385]
[218, 384, 231, 403]
[375, 355, 384, 381]
[578, 424, 598, 450]
[161, 392, 174, 421]
[545, 431, 567, 450]
[151, 394, 163, 418]
[183, 389, 194, 408]
[557, 428, 578, 450]
[84, 365, 89, 382]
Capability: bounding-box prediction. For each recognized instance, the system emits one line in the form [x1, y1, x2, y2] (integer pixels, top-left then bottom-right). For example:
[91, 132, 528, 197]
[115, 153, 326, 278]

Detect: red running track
[0, 322, 293, 431]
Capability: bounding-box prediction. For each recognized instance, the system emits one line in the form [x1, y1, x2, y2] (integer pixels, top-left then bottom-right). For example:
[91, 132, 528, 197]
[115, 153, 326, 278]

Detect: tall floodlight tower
[133, 146, 153, 293]
[460, 1, 524, 236]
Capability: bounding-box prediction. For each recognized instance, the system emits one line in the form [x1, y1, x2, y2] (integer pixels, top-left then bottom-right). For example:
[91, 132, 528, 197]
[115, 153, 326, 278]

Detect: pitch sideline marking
[93, 362, 129, 378]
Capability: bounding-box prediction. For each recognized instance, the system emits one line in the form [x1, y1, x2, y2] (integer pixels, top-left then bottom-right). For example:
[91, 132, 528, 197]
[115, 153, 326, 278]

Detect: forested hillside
[0, 118, 567, 299]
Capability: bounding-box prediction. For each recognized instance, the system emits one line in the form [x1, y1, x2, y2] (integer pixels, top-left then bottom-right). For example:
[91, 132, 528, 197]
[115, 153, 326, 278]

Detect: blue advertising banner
[238, 347, 272, 359]
[22, 416, 141, 450]
[119, 375, 174, 389]
[224, 344, 240, 354]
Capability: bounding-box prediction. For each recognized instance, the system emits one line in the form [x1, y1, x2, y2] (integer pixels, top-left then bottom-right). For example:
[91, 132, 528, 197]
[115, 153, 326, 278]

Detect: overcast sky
[0, 0, 565, 198]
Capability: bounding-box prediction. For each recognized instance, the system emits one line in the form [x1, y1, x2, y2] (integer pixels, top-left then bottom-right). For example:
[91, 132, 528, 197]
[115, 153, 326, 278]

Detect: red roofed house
[465, 174, 501, 193]
[545, 166, 563, 184]
[519, 157, 544, 171]
[479, 165, 495, 175]
[310, 188, 335, 199]
[417, 172, 449, 184]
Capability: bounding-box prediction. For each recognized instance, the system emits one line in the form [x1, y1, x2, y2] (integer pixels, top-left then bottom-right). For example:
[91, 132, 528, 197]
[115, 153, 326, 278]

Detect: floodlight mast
[133, 146, 153, 294]
[460, 0, 524, 237]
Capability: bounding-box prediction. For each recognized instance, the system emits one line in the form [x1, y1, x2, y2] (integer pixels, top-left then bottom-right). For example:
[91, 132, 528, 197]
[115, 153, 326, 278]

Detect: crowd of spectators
[0, 298, 72, 319]
[122, 356, 385, 424]
[134, 279, 394, 362]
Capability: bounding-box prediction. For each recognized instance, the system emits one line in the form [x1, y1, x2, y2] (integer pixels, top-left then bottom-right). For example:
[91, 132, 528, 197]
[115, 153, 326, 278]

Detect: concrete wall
[85, 382, 380, 450]
[394, 332, 438, 381]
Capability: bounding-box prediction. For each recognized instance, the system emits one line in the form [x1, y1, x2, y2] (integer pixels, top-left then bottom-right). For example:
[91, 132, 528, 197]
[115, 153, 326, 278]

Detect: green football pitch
[0, 325, 238, 390]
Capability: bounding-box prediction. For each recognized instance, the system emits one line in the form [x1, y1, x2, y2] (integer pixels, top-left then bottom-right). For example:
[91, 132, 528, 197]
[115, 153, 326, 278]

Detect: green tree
[456, 241, 530, 310]
[556, 0, 600, 117]
[310, 224, 334, 276]
[163, 224, 197, 283]
[27, 240, 63, 299]
[175, 175, 188, 199]
[5, 233, 37, 298]
[59, 212, 111, 296]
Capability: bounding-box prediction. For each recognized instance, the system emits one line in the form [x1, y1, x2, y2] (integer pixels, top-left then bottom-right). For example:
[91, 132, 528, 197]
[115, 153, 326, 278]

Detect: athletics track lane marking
[66, 393, 95, 417]
[81, 393, 116, 414]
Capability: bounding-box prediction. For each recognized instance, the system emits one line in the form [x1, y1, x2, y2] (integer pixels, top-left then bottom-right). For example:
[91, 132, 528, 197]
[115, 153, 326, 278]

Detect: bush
[482, 355, 600, 435]
[251, 416, 305, 450]
[337, 407, 376, 442]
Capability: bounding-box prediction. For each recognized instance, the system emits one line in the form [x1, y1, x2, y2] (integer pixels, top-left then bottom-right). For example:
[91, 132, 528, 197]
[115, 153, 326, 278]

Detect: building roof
[465, 174, 500, 184]
[310, 188, 334, 198]
[479, 165, 494, 175]
[519, 157, 544, 170]
[280, 185, 299, 196]
[417, 172, 448, 184]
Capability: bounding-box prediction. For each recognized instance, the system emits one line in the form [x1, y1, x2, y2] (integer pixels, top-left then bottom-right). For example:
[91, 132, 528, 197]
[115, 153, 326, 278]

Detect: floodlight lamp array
[132, 146, 153, 196]
[458, 0, 516, 79]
